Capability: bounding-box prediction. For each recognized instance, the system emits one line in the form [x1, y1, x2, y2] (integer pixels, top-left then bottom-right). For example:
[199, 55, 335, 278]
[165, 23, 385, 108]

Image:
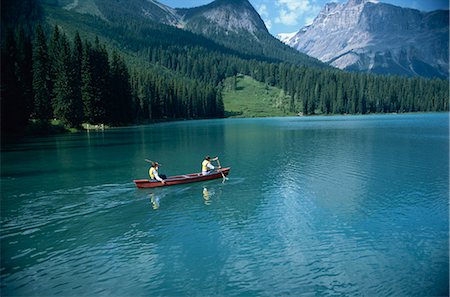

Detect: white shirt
[153, 167, 163, 182]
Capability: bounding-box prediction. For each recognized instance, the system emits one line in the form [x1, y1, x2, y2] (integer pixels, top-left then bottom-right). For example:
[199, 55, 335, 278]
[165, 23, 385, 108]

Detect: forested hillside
[1, 0, 448, 136]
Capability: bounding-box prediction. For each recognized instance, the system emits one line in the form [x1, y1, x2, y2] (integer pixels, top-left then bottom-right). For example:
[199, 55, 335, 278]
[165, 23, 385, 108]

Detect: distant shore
[2, 111, 446, 141]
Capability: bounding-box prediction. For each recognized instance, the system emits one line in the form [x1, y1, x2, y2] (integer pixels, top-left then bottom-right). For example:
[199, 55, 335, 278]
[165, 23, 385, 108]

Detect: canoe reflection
[148, 185, 221, 209]
[203, 187, 211, 205]
[203, 186, 219, 205]
[150, 193, 160, 210]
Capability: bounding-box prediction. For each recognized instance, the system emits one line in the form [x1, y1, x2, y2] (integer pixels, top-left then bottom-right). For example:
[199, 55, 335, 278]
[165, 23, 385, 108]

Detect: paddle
[145, 159, 163, 166]
[215, 158, 228, 181]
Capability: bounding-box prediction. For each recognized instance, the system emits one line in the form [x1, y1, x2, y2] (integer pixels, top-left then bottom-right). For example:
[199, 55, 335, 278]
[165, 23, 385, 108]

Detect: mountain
[175, 0, 325, 67]
[176, 0, 268, 37]
[44, 0, 326, 68]
[282, 0, 449, 78]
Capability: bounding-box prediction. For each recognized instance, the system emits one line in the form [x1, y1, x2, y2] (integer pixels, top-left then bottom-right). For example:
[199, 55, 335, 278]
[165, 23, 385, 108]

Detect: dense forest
[1, 24, 224, 135]
[0, 0, 448, 136]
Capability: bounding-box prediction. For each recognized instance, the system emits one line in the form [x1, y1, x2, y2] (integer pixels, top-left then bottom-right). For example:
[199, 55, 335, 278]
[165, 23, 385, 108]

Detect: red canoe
[133, 167, 231, 188]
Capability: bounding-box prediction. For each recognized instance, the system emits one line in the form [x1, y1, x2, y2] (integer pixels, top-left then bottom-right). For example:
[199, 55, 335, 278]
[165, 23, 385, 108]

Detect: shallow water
[1, 113, 448, 296]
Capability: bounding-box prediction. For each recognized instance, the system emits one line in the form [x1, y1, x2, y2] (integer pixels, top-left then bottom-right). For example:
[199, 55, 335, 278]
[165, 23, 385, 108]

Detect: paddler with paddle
[148, 161, 166, 184]
[202, 155, 220, 175]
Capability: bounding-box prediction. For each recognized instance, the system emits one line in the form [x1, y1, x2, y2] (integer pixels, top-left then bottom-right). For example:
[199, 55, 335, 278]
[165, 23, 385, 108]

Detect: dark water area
[1, 113, 448, 296]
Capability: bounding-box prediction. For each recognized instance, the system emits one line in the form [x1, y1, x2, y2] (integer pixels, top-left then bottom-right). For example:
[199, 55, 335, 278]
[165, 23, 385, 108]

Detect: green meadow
[222, 75, 296, 118]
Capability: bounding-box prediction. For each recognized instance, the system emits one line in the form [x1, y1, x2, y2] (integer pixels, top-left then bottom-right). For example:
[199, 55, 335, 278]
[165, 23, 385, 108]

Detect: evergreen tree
[91, 37, 110, 123]
[15, 27, 33, 121]
[81, 40, 96, 123]
[216, 86, 225, 117]
[71, 31, 83, 124]
[109, 50, 132, 124]
[48, 25, 61, 105]
[1, 28, 25, 134]
[52, 34, 83, 127]
[32, 24, 52, 121]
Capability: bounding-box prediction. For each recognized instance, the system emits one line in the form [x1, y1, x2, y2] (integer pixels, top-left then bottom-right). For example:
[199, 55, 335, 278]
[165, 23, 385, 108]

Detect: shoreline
[2, 111, 447, 140]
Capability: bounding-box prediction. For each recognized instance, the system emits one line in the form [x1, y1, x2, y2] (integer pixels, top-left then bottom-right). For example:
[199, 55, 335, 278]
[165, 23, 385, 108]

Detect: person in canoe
[149, 161, 166, 184]
[202, 156, 219, 175]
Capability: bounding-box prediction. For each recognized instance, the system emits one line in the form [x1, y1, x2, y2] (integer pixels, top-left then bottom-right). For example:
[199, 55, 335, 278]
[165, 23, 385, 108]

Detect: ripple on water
[1, 114, 448, 296]
[1, 183, 137, 237]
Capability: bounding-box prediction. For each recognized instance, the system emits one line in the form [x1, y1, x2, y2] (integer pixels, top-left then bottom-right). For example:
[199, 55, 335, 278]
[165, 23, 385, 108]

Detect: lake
[1, 113, 448, 296]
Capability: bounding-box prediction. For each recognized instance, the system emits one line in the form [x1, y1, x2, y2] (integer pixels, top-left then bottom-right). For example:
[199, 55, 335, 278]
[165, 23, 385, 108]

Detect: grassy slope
[222, 74, 296, 118]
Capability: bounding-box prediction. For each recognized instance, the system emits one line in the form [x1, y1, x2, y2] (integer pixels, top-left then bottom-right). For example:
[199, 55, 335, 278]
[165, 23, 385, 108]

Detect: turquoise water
[1, 113, 448, 296]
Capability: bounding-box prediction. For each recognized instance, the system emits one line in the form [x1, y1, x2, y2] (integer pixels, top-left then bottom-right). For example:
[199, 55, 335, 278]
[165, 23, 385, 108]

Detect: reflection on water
[202, 186, 220, 205]
[147, 184, 221, 209]
[203, 187, 210, 205]
[150, 193, 160, 210]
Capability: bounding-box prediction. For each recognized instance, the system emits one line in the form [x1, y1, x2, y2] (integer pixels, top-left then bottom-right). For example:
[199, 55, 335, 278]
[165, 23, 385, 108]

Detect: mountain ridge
[49, 0, 326, 68]
[282, 0, 449, 78]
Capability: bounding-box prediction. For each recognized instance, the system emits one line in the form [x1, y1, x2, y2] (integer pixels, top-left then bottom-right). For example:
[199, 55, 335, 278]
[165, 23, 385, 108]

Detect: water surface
[1, 113, 448, 296]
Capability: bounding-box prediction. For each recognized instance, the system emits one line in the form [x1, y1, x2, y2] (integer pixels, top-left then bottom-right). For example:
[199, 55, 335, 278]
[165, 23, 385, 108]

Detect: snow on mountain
[276, 32, 297, 44]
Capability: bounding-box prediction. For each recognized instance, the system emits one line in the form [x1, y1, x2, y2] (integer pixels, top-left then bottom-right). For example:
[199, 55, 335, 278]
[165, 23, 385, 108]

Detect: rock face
[176, 0, 269, 38]
[283, 0, 449, 78]
[59, 0, 179, 25]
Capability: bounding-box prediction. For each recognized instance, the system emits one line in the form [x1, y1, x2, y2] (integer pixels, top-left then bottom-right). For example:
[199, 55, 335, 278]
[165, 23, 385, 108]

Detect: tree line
[1, 24, 224, 135]
[248, 63, 449, 115]
[2, 24, 132, 133]
[139, 44, 448, 115]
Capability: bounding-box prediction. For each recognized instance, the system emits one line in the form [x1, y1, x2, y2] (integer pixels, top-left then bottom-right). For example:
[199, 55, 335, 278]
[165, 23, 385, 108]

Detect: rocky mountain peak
[177, 0, 268, 35]
[283, 0, 449, 78]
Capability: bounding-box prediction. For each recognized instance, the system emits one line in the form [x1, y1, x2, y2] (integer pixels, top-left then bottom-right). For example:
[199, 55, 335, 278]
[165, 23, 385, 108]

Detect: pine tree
[15, 27, 33, 122]
[109, 50, 132, 125]
[1, 28, 25, 134]
[91, 37, 110, 123]
[72, 31, 83, 125]
[48, 25, 61, 105]
[81, 41, 95, 123]
[32, 24, 52, 122]
[215, 88, 224, 117]
[52, 34, 83, 127]
[81, 38, 110, 124]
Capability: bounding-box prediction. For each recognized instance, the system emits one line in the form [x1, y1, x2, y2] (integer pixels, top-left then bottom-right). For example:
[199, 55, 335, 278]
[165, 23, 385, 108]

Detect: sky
[159, 0, 449, 35]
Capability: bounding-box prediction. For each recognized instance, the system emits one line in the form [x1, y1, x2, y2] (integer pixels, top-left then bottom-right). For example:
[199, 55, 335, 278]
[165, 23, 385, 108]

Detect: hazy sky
[159, 0, 449, 35]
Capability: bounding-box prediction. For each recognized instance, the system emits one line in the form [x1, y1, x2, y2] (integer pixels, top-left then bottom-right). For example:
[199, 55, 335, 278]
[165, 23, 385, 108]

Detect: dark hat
[205, 156, 211, 160]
